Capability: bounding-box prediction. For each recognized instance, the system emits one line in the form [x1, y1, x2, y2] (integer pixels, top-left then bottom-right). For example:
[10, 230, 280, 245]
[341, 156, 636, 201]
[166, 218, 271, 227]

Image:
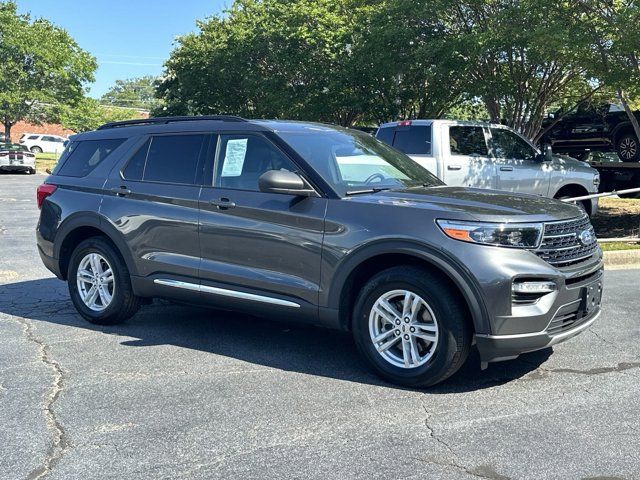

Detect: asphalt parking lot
[1, 173, 639, 480]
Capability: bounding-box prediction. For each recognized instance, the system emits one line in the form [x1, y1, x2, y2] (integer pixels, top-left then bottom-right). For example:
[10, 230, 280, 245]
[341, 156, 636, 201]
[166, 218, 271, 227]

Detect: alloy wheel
[619, 137, 637, 160]
[368, 289, 439, 369]
[76, 253, 115, 312]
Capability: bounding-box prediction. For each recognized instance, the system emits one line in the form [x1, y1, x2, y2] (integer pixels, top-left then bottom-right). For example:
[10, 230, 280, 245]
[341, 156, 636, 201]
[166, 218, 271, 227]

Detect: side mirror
[537, 144, 553, 162]
[258, 170, 317, 197]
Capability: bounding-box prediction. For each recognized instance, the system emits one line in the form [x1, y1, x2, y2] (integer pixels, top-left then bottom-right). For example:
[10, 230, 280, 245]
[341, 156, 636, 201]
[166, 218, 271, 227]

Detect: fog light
[512, 281, 556, 294]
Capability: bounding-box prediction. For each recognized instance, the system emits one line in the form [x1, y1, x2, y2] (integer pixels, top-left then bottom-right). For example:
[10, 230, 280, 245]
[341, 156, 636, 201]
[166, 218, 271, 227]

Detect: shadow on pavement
[0, 277, 552, 393]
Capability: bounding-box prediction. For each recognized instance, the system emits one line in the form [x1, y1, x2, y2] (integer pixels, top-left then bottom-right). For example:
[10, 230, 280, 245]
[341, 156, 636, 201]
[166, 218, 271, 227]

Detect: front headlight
[437, 219, 543, 248]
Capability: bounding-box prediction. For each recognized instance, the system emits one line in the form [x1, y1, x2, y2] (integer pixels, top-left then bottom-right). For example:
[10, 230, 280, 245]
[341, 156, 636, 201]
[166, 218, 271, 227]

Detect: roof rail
[97, 115, 248, 130]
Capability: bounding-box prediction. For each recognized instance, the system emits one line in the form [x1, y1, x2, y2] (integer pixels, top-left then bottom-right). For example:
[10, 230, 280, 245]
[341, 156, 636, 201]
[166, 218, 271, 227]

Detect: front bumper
[475, 264, 603, 364]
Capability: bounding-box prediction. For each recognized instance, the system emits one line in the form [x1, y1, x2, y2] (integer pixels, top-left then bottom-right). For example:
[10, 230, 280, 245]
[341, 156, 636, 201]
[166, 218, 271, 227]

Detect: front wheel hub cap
[369, 289, 439, 369]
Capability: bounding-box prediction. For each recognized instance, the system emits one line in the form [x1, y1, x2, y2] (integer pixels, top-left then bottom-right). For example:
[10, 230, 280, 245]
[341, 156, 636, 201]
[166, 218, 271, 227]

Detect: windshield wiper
[345, 187, 392, 196]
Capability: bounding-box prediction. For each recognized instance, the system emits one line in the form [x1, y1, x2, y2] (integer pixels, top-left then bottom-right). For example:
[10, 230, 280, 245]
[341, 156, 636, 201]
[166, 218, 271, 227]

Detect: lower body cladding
[475, 265, 603, 365]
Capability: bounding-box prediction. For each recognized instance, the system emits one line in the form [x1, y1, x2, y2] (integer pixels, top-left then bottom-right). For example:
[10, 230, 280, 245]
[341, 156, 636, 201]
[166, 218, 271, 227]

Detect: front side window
[279, 128, 443, 196]
[449, 126, 488, 156]
[214, 134, 298, 191]
[122, 134, 206, 184]
[42, 136, 57, 142]
[491, 128, 537, 160]
[55, 138, 125, 177]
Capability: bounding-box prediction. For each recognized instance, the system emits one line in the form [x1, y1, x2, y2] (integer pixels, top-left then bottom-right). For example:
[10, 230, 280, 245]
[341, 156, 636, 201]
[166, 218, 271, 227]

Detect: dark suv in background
[36, 116, 604, 387]
[542, 103, 640, 162]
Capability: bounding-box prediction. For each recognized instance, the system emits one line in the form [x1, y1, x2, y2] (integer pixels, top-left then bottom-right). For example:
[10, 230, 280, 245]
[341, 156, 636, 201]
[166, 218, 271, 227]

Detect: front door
[444, 125, 496, 189]
[490, 127, 551, 196]
[198, 133, 327, 313]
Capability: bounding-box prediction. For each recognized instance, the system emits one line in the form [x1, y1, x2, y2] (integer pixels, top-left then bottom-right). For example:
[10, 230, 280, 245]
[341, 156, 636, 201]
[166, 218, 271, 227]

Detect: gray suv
[36, 116, 604, 387]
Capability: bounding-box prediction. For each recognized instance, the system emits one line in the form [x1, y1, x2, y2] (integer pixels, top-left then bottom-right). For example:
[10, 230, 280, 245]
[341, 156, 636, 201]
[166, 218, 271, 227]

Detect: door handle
[110, 186, 132, 197]
[499, 166, 514, 172]
[209, 198, 236, 210]
[447, 165, 462, 171]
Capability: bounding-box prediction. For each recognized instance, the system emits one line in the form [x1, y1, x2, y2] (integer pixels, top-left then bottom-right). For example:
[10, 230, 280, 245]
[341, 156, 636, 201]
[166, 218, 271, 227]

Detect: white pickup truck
[376, 119, 600, 215]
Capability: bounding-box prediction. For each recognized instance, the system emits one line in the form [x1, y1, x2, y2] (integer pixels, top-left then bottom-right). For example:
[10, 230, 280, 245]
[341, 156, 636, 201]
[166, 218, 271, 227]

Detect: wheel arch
[553, 183, 592, 215]
[54, 213, 137, 280]
[327, 240, 490, 335]
[611, 122, 636, 144]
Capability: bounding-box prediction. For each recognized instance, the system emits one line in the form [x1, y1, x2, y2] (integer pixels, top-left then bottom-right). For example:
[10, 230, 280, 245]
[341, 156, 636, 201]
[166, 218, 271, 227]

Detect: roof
[72, 116, 349, 141]
[378, 119, 504, 129]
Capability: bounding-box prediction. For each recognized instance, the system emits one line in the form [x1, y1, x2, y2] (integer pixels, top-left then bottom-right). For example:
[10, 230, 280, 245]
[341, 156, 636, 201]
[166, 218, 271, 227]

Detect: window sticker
[221, 138, 248, 177]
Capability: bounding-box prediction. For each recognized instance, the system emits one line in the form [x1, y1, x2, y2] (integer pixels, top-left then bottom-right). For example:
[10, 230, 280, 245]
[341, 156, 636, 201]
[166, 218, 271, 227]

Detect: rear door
[101, 133, 207, 282]
[198, 132, 326, 312]
[490, 127, 551, 195]
[445, 125, 496, 189]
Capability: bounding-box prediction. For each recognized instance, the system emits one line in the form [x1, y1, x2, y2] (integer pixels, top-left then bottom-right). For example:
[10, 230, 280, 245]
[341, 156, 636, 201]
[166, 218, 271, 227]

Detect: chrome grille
[534, 215, 598, 267]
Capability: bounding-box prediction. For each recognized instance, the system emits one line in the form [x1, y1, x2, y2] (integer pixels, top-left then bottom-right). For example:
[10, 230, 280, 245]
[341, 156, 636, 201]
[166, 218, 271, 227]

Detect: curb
[603, 249, 640, 270]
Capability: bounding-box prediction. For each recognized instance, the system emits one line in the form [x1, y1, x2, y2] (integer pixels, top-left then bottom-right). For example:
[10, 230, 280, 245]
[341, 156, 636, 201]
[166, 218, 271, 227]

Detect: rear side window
[28, 135, 39, 140]
[393, 126, 432, 154]
[449, 126, 488, 156]
[122, 134, 206, 184]
[56, 138, 125, 177]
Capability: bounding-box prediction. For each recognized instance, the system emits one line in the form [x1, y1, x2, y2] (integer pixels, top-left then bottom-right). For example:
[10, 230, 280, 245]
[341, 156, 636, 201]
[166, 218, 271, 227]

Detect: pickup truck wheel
[616, 133, 640, 162]
[352, 266, 472, 388]
[67, 237, 141, 325]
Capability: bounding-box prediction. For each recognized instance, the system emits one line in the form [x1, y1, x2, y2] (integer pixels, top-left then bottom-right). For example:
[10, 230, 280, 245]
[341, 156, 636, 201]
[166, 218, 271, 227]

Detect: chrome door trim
[153, 278, 301, 308]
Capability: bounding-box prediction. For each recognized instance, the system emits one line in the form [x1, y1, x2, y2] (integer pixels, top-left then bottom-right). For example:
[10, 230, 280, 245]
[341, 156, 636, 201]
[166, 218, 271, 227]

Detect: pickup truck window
[393, 126, 432, 155]
[491, 128, 537, 160]
[449, 126, 488, 156]
[375, 126, 432, 155]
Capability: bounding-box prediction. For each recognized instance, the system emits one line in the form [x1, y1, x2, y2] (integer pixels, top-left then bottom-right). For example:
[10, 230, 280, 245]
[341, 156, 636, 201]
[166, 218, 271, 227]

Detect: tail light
[37, 184, 57, 209]
[398, 120, 412, 127]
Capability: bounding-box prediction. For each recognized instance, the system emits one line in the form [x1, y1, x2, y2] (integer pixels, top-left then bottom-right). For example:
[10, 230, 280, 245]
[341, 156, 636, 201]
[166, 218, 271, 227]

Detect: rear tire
[30, 146, 43, 154]
[616, 133, 640, 162]
[352, 266, 472, 388]
[67, 237, 140, 325]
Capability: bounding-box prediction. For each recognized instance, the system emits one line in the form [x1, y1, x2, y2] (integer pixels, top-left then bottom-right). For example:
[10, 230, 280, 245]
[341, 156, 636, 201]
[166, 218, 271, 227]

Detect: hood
[346, 186, 584, 223]
[551, 154, 597, 173]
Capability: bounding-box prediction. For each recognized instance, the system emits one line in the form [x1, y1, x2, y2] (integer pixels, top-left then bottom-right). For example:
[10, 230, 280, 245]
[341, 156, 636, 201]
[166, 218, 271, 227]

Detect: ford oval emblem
[578, 229, 594, 246]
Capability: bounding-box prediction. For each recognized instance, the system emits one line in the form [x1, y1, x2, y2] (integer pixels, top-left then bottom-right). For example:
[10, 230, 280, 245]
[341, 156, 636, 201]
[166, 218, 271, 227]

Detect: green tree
[0, 1, 96, 140]
[156, 0, 383, 126]
[59, 97, 140, 133]
[101, 76, 160, 111]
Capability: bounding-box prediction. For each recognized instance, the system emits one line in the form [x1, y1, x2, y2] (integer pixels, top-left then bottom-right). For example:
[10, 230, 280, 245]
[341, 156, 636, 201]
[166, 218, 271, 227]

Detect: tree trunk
[2, 120, 11, 142]
[617, 89, 640, 142]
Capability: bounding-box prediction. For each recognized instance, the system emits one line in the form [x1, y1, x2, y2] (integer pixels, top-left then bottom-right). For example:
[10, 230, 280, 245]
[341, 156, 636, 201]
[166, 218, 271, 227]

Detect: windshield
[0, 143, 28, 152]
[279, 128, 443, 196]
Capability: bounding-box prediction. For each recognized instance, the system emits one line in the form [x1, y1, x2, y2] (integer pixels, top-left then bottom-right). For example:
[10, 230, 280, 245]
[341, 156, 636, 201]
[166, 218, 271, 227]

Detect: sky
[15, 0, 229, 99]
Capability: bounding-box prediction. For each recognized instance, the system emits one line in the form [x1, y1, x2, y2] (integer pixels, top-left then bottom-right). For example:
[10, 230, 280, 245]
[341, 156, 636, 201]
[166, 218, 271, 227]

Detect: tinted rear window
[123, 134, 206, 184]
[376, 127, 395, 145]
[393, 126, 432, 154]
[56, 138, 125, 177]
[376, 125, 432, 155]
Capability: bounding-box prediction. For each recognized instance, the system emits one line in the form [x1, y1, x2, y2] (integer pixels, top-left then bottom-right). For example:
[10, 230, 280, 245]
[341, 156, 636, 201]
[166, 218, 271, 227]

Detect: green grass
[35, 152, 59, 173]
[600, 242, 640, 251]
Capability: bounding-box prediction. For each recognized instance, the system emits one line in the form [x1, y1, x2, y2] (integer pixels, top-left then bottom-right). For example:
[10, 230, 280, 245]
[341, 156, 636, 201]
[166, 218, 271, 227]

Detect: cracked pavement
[1, 173, 639, 480]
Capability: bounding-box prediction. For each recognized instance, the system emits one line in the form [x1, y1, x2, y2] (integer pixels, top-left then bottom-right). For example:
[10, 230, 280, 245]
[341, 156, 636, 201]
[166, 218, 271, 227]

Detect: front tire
[67, 237, 140, 325]
[352, 266, 472, 388]
[616, 133, 640, 162]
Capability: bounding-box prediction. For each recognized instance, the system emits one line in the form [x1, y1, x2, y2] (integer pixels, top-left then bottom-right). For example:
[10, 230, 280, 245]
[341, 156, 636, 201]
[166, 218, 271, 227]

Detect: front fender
[324, 239, 491, 335]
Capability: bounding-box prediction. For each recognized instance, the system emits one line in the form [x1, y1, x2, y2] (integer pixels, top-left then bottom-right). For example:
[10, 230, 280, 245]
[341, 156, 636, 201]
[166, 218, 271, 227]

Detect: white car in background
[19, 133, 67, 154]
[0, 143, 36, 174]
